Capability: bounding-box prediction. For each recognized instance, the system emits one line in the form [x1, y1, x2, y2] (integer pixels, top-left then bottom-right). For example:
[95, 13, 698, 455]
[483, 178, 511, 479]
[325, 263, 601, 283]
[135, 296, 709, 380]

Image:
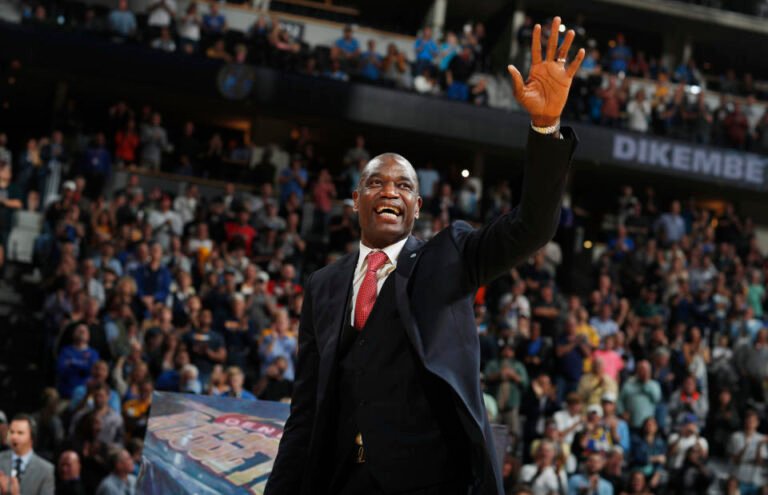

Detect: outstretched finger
[558, 29, 575, 61]
[507, 64, 525, 99]
[532, 24, 542, 65]
[546, 16, 561, 61]
[566, 48, 586, 78]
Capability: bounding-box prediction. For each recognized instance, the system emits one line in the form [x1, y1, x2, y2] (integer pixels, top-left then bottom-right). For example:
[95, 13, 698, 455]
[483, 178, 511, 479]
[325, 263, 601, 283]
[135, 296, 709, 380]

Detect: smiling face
[353, 154, 421, 249]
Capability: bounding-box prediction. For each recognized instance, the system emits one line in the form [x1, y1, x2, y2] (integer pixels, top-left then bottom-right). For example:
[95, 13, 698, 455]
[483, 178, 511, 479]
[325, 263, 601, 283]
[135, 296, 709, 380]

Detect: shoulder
[308, 251, 356, 285]
[32, 453, 55, 473]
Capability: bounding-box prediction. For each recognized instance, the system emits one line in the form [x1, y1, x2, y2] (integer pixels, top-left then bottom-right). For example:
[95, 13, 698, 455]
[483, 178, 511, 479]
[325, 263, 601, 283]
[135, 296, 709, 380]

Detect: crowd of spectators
[1, 3, 768, 495]
[512, 16, 768, 152]
[0, 89, 767, 494]
[17, 1, 768, 152]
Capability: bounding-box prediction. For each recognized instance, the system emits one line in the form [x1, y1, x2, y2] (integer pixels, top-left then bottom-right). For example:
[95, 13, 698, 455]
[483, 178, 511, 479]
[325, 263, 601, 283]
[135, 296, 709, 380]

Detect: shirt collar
[12, 451, 33, 472]
[357, 236, 409, 272]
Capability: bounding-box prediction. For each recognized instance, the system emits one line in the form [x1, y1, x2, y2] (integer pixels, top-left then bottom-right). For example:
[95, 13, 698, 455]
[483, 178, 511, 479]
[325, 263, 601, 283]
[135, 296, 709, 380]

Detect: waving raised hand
[508, 16, 585, 127]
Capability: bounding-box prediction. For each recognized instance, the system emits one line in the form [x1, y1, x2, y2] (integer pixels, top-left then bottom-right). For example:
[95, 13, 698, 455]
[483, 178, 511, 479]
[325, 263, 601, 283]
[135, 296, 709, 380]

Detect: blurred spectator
[33, 388, 64, 462]
[578, 355, 618, 406]
[556, 315, 590, 401]
[57, 451, 86, 495]
[258, 308, 296, 380]
[654, 200, 685, 246]
[626, 89, 651, 133]
[95, 448, 135, 495]
[668, 442, 713, 493]
[414, 26, 438, 75]
[598, 76, 625, 127]
[438, 32, 460, 73]
[726, 409, 768, 494]
[608, 33, 632, 74]
[617, 360, 661, 429]
[343, 135, 369, 170]
[201, 3, 227, 36]
[667, 415, 708, 470]
[69, 384, 124, 447]
[567, 452, 613, 495]
[359, 40, 383, 81]
[381, 43, 411, 89]
[331, 25, 360, 69]
[183, 309, 226, 383]
[114, 120, 139, 166]
[69, 361, 121, 413]
[57, 324, 100, 400]
[630, 417, 667, 490]
[446, 45, 474, 102]
[140, 112, 168, 170]
[151, 27, 177, 53]
[0, 164, 22, 244]
[725, 101, 749, 149]
[146, 0, 176, 36]
[108, 0, 137, 40]
[485, 343, 528, 444]
[132, 242, 172, 311]
[258, 356, 293, 401]
[219, 366, 256, 400]
[519, 440, 568, 495]
[177, 3, 202, 53]
[278, 156, 307, 207]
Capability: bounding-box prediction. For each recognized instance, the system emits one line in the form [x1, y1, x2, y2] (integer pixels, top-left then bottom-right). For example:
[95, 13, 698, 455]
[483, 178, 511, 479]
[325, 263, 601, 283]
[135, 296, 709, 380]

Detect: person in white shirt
[667, 415, 708, 470]
[520, 440, 568, 495]
[626, 88, 652, 133]
[146, 0, 177, 29]
[148, 195, 182, 251]
[727, 409, 768, 492]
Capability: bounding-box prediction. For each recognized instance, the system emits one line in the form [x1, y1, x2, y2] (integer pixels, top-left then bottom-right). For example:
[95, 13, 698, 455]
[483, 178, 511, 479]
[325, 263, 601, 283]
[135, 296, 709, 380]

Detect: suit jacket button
[359, 338, 366, 346]
[359, 399, 367, 406]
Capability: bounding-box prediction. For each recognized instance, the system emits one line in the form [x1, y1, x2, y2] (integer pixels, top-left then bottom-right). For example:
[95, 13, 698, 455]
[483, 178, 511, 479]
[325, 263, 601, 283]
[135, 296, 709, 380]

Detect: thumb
[507, 64, 525, 99]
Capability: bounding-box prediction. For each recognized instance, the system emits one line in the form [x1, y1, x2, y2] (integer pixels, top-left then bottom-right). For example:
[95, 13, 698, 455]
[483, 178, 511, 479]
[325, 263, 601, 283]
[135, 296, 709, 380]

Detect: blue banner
[137, 392, 289, 495]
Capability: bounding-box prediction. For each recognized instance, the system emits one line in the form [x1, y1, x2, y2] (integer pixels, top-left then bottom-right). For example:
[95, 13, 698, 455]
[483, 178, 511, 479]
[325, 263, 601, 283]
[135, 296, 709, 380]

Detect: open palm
[508, 17, 585, 127]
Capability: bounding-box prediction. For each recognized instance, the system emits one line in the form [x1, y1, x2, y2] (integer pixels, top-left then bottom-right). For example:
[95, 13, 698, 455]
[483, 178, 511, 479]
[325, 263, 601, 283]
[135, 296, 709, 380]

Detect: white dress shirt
[350, 237, 408, 325]
[11, 450, 33, 477]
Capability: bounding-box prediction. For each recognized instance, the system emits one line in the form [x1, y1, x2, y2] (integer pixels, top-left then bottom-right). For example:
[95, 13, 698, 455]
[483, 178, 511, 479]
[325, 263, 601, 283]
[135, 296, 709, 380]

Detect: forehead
[10, 420, 29, 431]
[362, 156, 417, 182]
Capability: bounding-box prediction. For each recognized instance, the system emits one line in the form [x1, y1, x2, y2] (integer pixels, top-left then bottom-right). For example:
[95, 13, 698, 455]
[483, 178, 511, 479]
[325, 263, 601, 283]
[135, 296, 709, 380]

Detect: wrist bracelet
[531, 120, 561, 135]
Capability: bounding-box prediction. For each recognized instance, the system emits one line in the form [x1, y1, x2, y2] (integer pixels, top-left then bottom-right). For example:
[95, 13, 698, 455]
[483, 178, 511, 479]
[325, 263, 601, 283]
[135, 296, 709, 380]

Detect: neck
[14, 446, 31, 457]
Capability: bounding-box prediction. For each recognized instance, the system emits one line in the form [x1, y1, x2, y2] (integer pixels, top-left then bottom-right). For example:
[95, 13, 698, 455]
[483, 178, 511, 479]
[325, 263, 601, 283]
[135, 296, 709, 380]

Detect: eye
[399, 182, 413, 190]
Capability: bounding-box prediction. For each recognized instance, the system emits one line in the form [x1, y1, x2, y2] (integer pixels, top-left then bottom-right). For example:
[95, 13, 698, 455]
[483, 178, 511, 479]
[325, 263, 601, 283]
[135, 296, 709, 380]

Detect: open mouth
[374, 205, 402, 220]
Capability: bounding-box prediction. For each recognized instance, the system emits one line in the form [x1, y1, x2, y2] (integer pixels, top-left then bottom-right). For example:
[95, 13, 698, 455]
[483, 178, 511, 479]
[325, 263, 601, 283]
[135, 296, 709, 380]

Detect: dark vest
[329, 274, 470, 493]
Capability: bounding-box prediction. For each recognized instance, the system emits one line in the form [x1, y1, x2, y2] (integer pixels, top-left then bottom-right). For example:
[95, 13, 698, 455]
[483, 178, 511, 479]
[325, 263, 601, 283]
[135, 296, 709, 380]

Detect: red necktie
[354, 251, 389, 330]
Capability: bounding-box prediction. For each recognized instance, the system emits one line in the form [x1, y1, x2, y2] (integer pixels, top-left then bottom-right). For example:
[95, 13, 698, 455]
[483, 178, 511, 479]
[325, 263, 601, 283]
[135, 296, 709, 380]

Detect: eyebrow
[366, 173, 415, 183]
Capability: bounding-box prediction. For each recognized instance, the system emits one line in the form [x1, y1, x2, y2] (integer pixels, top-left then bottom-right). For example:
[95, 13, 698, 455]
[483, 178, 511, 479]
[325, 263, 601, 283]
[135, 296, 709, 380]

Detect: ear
[352, 190, 359, 212]
[415, 196, 423, 219]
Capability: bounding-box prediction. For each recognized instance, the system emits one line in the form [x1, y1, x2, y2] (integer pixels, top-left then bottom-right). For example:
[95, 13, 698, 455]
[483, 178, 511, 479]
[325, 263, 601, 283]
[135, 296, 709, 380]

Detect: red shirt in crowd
[225, 221, 257, 256]
[115, 130, 140, 163]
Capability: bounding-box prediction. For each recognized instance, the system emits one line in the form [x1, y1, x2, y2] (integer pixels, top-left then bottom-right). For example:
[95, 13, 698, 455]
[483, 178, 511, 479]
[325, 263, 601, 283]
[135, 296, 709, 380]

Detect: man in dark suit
[0, 414, 55, 495]
[266, 16, 585, 495]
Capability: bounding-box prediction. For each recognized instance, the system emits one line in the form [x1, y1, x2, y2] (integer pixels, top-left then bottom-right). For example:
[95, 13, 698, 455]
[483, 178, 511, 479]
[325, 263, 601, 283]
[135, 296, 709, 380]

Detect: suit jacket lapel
[316, 250, 357, 404]
[394, 236, 426, 361]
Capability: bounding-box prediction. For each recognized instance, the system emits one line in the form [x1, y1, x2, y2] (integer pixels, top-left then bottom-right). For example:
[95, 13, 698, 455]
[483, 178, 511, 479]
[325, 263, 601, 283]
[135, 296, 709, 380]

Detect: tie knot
[366, 251, 389, 272]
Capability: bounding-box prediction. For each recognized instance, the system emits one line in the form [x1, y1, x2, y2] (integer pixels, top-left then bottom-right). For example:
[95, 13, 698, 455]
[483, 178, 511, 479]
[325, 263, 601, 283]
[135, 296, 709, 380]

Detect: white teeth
[376, 206, 400, 215]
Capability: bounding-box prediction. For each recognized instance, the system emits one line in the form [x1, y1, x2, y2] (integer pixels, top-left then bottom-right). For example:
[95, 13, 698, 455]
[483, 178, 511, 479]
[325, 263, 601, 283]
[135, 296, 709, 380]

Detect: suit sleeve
[458, 127, 577, 288]
[264, 273, 319, 495]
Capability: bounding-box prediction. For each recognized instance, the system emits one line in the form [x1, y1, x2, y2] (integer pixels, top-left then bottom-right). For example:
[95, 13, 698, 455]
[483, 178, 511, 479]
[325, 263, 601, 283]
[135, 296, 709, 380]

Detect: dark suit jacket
[266, 128, 578, 495]
[0, 450, 55, 495]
